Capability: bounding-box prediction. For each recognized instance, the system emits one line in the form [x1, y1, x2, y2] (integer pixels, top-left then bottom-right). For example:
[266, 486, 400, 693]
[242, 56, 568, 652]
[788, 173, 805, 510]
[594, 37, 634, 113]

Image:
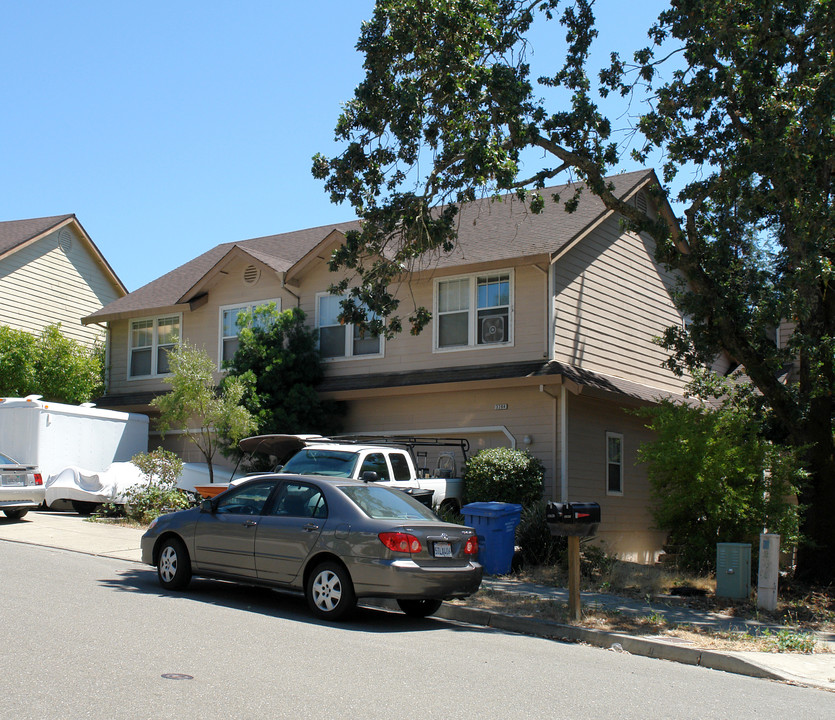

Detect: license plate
[1, 474, 24, 486]
[433, 542, 452, 558]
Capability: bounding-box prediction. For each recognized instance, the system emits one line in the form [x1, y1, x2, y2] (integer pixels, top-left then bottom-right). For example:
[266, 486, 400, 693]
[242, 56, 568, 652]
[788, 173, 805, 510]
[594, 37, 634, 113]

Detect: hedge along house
[0, 214, 126, 346]
[84, 169, 702, 562]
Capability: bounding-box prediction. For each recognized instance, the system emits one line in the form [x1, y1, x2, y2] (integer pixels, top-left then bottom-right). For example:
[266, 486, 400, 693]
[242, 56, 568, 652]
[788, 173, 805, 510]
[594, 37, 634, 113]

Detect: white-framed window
[434, 271, 513, 350]
[316, 293, 383, 360]
[219, 299, 281, 366]
[128, 314, 181, 378]
[606, 432, 624, 495]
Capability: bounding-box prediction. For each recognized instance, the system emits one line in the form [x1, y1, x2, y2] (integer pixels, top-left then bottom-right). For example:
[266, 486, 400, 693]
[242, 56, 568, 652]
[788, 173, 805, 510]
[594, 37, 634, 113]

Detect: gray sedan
[141, 474, 482, 620]
[0, 451, 44, 519]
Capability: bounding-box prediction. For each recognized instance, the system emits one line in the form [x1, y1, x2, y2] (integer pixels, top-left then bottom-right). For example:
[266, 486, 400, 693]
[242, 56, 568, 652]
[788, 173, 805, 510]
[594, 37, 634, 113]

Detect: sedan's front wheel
[397, 598, 443, 617]
[2, 509, 28, 520]
[157, 537, 192, 590]
[306, 561, 356, 620]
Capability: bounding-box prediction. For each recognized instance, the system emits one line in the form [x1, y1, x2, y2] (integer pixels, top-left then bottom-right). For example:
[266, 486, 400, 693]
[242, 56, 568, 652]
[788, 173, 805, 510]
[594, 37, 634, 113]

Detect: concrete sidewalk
[1, 510, 833, 692]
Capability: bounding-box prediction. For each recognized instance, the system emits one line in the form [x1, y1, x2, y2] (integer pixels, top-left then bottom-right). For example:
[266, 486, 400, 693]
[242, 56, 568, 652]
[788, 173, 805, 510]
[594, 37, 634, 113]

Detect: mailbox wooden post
[568, 535, 581, 621]
[545, 501, 601, 623]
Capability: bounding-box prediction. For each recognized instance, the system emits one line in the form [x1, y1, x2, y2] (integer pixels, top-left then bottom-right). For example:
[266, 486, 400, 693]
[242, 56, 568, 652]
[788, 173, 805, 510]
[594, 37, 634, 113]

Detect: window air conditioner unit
[481, 315, 505, 343]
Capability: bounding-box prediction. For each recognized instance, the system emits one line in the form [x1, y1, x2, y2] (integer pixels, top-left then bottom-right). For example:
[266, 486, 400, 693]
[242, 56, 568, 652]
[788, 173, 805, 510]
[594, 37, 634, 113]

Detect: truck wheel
[439, 499, 460, 515]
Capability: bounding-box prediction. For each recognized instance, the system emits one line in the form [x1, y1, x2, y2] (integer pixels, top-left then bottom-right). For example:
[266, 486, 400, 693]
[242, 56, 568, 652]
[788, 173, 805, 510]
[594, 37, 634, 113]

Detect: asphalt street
[1, 542, 833, 719]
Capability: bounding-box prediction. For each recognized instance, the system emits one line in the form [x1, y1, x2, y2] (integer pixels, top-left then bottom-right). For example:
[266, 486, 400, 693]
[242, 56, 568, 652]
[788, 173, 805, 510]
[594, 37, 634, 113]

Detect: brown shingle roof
[0, 214, 75, 257]
[84, 169, 653, 323]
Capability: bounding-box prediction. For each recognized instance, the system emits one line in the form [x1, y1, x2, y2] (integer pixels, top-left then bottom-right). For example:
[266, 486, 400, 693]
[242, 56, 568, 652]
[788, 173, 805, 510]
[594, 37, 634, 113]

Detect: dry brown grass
[451, 559, 834, 654]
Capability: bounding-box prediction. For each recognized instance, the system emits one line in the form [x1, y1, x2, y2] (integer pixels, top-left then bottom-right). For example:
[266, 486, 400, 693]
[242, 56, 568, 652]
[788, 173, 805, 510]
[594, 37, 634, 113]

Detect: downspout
[539, 384, 561, 502]
[560, 385, 568, 502]
[281, 273, 301, 308]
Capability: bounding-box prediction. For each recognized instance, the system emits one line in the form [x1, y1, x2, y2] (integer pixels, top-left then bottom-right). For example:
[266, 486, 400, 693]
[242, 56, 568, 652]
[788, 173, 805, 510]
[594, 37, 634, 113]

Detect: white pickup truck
[234, 434, 467, 512]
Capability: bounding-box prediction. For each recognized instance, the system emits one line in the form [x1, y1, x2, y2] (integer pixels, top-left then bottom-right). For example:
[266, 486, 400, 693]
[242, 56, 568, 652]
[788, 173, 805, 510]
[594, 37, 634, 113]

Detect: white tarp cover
[44, 462, 146, 506]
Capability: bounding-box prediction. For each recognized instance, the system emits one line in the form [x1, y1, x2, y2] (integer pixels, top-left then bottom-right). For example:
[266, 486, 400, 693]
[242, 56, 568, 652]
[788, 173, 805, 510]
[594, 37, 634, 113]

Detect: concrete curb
[433, 603, 788, 682]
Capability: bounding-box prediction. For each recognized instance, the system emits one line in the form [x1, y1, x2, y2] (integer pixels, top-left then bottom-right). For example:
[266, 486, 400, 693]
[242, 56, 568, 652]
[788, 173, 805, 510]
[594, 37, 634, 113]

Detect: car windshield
[0, 452, 16, 464]
[341, 485, 437, 521]
[281, 449, 359, 477]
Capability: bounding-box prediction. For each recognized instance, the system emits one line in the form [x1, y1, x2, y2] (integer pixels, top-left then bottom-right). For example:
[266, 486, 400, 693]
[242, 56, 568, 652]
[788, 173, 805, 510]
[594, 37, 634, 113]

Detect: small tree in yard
[152, 344, 256, 483]
[465, 447, 544, 507]
[636, 372, 804, 574]
[122, 448, 189, 524]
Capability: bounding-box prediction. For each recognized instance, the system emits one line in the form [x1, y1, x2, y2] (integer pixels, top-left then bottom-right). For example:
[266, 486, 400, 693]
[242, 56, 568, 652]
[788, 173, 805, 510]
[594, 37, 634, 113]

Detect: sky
[2, 1, 669, 293]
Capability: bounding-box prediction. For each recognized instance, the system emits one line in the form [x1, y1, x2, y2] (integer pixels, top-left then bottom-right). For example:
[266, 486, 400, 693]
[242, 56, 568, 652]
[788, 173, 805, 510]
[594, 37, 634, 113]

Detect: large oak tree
[313, 0, 835, 583]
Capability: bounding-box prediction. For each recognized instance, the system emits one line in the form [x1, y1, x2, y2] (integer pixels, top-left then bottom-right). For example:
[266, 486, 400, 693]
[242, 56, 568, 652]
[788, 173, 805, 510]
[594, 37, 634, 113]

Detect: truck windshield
[281, 449, 359, 477]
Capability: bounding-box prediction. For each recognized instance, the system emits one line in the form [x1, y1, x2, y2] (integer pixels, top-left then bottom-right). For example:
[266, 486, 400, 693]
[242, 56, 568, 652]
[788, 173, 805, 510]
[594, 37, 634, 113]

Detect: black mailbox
[545, 501, 601, 537]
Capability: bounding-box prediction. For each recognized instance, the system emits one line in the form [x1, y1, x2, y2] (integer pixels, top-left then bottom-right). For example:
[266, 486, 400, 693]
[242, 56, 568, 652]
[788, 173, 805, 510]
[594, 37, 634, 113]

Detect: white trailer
[0, 396, 149, 507]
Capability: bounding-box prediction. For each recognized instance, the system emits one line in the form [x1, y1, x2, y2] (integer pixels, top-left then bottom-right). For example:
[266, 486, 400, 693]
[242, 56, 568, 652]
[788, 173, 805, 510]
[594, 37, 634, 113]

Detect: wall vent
[635, 191, 648, 215]
[57, 228, 72, 253]
[243, 265, 261, 285]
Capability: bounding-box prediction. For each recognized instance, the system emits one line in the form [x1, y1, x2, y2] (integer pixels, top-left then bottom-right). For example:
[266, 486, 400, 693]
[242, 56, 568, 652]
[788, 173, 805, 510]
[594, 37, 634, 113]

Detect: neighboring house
[0, 214, 126, 346]
[84, 169, 690, 561]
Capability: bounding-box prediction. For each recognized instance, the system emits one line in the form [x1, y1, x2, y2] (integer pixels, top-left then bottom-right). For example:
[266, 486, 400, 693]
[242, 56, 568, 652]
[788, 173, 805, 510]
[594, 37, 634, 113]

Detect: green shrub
[515, 500, 564, 567]
[464, 447, 544, 507]
[123, 448, 190, 524]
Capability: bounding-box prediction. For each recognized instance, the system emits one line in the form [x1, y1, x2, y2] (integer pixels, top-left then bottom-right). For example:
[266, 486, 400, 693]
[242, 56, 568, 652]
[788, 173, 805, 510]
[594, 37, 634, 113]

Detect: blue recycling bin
[461, 502, 523, 575]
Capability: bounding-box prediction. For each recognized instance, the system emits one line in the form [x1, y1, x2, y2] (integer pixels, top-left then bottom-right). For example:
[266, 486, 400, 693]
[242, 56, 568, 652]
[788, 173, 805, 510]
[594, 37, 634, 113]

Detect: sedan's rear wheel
[157, 537, 192, 590]
[397, 598, 443, 618]
[306, 561, 356, 620]
[2, 509, 28, 520]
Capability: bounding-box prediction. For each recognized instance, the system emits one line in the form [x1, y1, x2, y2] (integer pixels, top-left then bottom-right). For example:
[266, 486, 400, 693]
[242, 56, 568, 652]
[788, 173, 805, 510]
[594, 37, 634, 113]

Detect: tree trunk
[793, 394, 835, 585]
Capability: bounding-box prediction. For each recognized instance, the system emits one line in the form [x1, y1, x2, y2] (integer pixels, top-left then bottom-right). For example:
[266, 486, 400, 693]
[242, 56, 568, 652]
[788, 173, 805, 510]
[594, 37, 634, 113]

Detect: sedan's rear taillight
[463, 535, 479, 555]
[379, 532, 422, 554]
[33, 473, 43, 486]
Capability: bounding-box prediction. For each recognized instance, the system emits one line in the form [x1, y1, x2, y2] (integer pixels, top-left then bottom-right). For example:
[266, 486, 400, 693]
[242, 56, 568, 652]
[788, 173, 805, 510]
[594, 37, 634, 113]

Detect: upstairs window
[317, 293, 382, 359]
[129, 315, 180, 378]
[435, 272, 512, 350]
[219, 300, 280, 366]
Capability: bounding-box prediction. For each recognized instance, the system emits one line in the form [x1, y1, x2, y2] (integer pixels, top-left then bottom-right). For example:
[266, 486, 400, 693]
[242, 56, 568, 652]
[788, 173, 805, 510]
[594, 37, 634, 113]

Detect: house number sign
[494, 403, 508, 410]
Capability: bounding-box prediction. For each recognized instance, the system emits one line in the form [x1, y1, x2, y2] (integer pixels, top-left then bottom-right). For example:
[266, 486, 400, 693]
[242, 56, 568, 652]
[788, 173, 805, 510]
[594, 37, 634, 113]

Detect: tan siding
[564, 392, 666, 562]
[297, 262, 549, 379]
[342, 385, 557, 495]
[554, 217, 687, 394]
[0, 226, 121, 346]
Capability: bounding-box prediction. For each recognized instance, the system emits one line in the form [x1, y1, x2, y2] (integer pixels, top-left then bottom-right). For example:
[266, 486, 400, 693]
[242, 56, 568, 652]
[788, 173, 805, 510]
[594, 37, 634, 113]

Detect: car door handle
[243, 520, 258, 527]
[303, 523, 320, 532]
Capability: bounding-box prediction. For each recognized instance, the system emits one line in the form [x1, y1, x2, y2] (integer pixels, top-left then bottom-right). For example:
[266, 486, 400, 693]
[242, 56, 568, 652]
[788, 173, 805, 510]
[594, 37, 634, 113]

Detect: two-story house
[83, 169, 688, 561]
[0, 214, 126, 346]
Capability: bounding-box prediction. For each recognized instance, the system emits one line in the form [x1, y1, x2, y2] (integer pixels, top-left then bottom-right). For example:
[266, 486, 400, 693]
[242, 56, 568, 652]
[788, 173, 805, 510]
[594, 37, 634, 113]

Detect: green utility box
[716, 542, 751, 599]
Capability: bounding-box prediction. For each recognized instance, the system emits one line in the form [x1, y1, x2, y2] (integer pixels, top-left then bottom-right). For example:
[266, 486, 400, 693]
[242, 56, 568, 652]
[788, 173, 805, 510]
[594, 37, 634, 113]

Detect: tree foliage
[0, 323, 103, 404]
[222, 305, 344, 440]
[315, 0, 835, 583]
[122, 448, 190, 524]
[636, 372, 804, 574]
[465, 446, 544, 507]
[152, 344, 256, 483]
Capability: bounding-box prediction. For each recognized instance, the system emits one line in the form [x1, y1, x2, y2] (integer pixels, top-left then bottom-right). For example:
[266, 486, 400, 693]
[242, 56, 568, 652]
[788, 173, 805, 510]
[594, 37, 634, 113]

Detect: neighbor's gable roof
[83, 168, 656, 324]
[0, 213, 127, 294]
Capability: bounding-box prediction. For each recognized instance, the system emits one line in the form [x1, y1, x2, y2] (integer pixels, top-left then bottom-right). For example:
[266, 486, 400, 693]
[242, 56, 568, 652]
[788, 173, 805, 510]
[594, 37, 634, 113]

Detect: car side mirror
[361, 471, 379, 483]
[200, 499, 215, 513]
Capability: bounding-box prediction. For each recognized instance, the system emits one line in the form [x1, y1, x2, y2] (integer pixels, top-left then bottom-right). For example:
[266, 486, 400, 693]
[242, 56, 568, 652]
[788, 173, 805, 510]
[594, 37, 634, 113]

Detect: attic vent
[635, 191, 648, 215]
[57, 228, 72, 253]
[243, 265, 261, 285]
